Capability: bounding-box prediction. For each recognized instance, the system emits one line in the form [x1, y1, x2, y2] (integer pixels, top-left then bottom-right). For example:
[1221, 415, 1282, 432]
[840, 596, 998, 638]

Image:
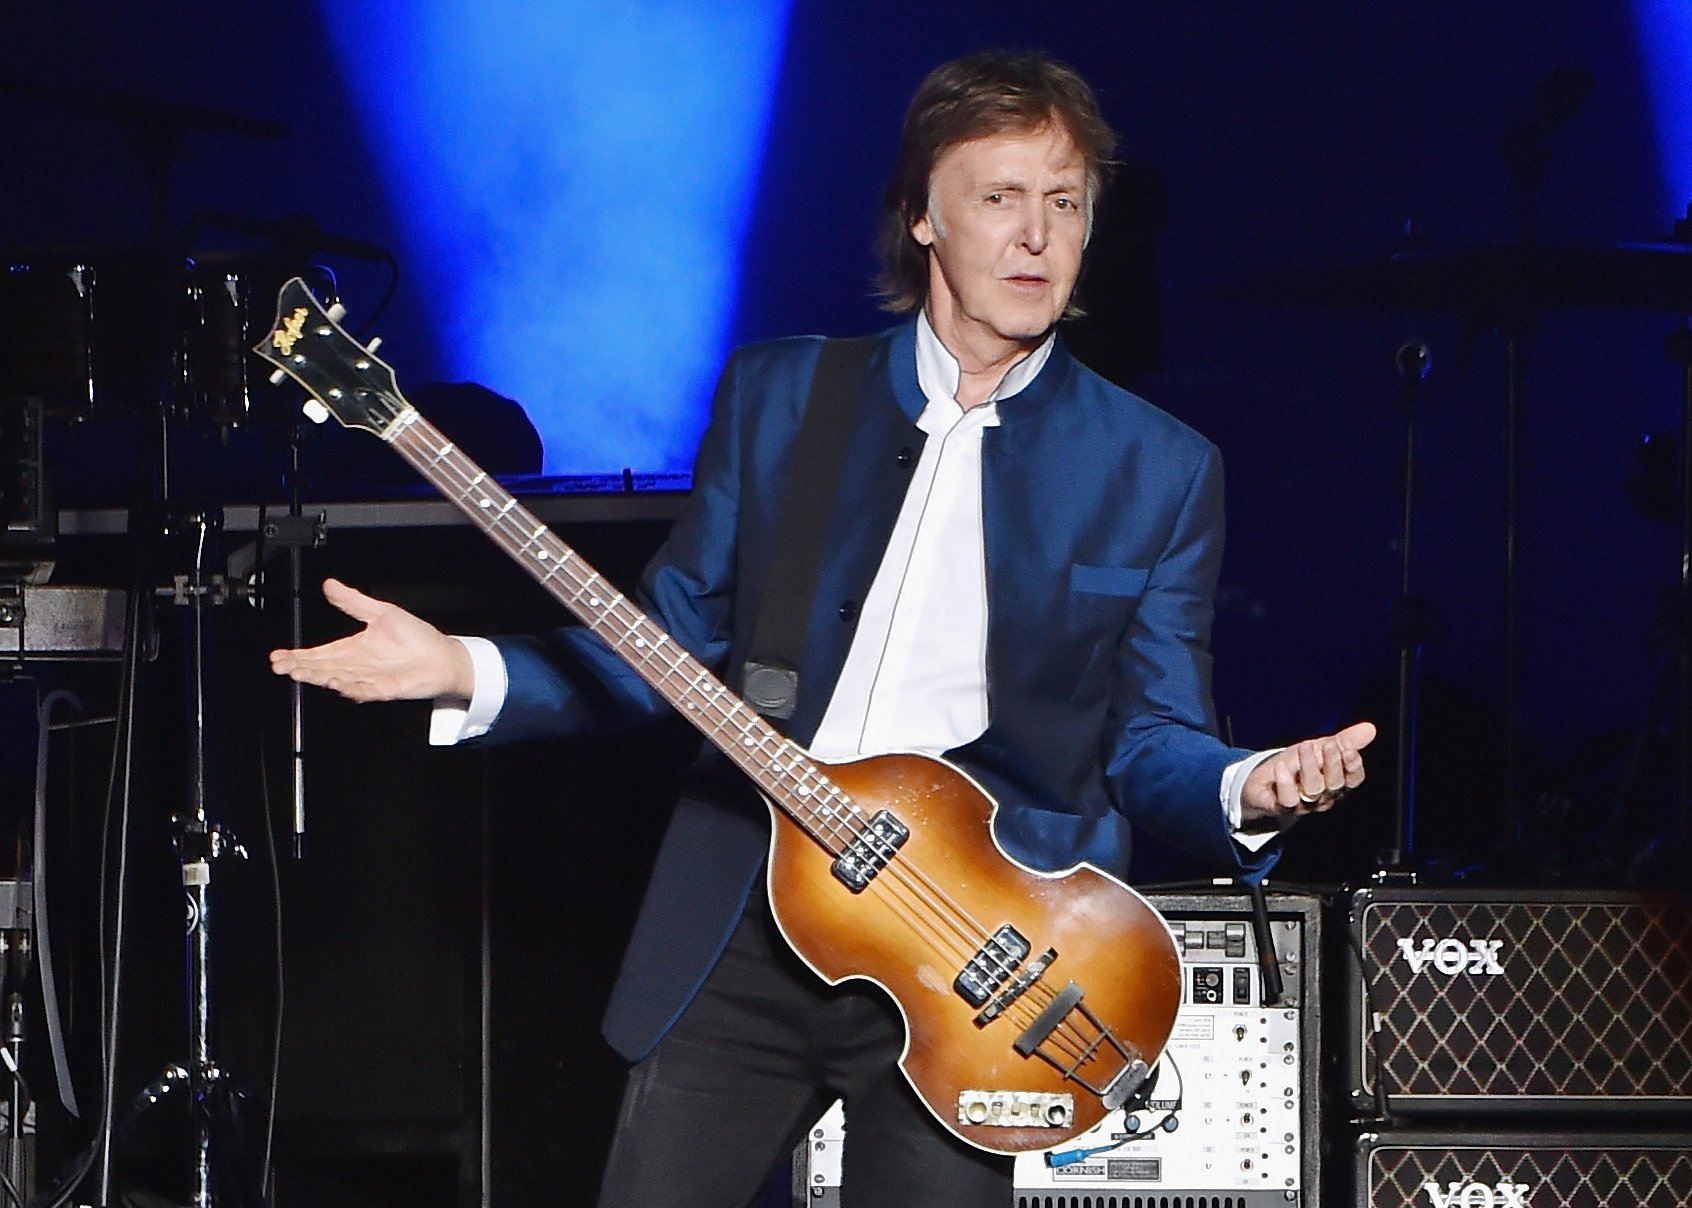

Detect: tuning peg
[367, 336, 383, 353]
[326, 302, 348, 323]
[268, 368, 288, 386]
[302, 400, 330, 424]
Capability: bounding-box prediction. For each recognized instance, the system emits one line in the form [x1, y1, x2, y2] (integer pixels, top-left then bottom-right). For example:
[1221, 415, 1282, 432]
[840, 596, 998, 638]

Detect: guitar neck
[381, 405, 850, 848]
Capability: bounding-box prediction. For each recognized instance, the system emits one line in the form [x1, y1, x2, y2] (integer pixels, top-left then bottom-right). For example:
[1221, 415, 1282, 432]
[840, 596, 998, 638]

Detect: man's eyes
[979, 190, 1081, 210]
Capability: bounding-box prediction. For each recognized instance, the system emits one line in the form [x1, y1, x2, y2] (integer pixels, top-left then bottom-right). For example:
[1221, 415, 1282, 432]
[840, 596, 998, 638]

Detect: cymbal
[1216, 242, 1692, 315]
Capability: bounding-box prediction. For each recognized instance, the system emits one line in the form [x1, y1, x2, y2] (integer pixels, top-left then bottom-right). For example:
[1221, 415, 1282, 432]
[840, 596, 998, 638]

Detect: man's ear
[911, 211, 935, 247]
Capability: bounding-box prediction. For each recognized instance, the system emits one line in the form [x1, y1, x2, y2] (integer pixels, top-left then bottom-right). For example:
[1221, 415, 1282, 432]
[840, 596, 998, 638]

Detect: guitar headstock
[253, 277, 409, 437]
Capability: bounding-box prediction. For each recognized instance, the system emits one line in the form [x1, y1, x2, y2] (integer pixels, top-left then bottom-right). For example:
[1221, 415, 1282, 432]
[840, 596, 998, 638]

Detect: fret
[252, 285, 874, 858]
[385, 410, 853, 849]
[424, 441, 455, 467]
[517, 525, 546, 557]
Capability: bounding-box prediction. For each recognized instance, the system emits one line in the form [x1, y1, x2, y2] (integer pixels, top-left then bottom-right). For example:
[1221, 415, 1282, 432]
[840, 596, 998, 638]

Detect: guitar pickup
[972, 947, 1055, 1024]
[954, 926, 1033, 1008]
[831, 810, 909, 892]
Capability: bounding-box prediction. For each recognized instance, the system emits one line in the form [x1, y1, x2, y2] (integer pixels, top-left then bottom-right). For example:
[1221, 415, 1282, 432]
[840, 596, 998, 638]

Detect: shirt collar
[914, 310, 1055, 416]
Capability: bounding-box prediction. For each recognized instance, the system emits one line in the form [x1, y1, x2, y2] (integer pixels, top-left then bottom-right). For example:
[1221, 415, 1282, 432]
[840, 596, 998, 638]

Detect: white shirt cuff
[428, 636, 509, 746]
[1221, 747, 1283, 853]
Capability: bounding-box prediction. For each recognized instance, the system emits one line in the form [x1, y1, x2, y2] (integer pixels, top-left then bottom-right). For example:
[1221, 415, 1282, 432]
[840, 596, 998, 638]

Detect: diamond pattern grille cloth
[1360, 899, 1692, 1099]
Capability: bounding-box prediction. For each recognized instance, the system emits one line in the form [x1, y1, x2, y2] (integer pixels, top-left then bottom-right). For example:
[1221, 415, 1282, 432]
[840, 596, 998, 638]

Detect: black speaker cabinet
[1354, 1131, 1692, 1208]
[1342, 889, 1692, 1116]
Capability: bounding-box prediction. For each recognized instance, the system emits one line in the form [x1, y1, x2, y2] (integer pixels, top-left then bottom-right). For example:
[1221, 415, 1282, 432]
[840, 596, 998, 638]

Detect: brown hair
[875, 50, 1117, 314]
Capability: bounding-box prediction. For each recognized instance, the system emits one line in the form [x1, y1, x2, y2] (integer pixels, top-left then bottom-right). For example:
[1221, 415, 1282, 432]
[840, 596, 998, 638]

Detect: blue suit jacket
[484, 320, 1274, 1059]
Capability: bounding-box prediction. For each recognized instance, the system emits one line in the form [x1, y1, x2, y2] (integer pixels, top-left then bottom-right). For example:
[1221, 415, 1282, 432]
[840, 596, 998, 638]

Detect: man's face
[912, 123, 1088, 364]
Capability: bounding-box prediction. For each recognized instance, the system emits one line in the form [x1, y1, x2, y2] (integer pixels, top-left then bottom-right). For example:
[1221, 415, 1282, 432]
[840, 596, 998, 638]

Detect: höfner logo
[1421, 1179, 1530, 1207]
[1396, 937, 1505, 976]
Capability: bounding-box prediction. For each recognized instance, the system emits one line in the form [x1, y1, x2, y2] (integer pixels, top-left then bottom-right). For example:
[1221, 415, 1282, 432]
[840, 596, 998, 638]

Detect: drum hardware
[0, 78, 299, 1208]
[110, 507, 268, 1208]
[3, 74, 394, 1208]
[0, 265, 96, 419]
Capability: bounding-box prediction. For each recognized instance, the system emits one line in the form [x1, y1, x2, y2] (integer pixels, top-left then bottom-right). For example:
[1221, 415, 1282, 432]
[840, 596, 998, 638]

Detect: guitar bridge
[831, 810, 908, 892]
[1012, 981, 1151, 1109]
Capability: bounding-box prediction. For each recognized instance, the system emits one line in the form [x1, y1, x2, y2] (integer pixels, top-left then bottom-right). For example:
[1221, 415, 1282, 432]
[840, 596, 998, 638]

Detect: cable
[254, 719, 284, 1208]
[1044, 1053, 1185, 1168]
[28, 579, 147, 1208]
[33, 690, 85, 1121]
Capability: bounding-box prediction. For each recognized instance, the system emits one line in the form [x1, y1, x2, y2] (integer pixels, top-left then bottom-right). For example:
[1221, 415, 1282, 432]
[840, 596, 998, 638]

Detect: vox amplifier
[1342, 888, 1692, 1116]
[1354, 1130, 1692, 1208]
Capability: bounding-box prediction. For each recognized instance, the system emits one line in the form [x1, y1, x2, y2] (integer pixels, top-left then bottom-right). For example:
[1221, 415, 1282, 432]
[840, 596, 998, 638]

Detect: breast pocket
[1069, 564, 1149, 599]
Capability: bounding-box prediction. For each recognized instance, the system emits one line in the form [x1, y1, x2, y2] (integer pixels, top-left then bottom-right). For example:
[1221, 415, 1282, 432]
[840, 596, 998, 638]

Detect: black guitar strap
[741, 335, 877, 728]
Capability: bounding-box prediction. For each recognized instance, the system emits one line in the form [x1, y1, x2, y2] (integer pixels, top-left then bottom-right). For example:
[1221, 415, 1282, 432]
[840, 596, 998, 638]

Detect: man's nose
[1019, 201, 1048, 253]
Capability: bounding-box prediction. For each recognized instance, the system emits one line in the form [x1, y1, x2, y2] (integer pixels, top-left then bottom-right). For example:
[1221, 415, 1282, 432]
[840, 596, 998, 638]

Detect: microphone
[194, 210, 393, 262]
[1500, 65, 1594, 180]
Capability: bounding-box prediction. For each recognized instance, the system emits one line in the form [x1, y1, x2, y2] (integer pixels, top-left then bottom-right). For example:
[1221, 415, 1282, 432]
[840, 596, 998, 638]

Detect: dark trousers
[594, 890, 1013, 1207]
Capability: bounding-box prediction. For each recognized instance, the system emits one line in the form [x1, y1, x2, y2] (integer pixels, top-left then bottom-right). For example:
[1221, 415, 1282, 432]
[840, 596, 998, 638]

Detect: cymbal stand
[158, 509, 253, 1208]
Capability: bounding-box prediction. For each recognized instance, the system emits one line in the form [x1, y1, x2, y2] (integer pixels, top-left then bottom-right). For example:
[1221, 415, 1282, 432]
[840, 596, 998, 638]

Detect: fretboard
[382, 405, 864, 854]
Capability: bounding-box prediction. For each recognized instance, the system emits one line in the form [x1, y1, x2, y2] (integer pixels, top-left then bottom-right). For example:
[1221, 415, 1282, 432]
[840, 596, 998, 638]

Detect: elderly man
[273, 49, 1372, 1208]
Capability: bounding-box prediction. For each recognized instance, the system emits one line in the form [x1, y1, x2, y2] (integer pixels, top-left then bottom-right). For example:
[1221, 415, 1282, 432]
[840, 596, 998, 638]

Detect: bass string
[600, 607, 1101, 1066]
[403, 424, 991, 932]
[395, 419, 1107, 1067]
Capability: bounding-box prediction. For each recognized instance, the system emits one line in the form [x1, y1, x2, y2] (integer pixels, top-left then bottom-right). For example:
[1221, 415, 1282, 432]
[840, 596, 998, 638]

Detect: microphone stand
[1492, 68, 1589, 865]
[1669, 204, 1692, 858]
[1501, 314, 1533, 860]
[1383, 339, 1432, 871]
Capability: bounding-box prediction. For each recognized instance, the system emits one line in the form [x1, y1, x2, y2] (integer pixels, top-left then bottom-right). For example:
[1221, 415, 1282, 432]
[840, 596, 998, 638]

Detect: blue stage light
[320, 1, 790, 477]
[1633, 0, 1692, 221]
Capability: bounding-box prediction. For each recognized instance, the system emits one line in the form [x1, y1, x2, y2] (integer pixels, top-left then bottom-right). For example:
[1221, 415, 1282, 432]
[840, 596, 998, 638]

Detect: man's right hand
[269, 578, 475, 703]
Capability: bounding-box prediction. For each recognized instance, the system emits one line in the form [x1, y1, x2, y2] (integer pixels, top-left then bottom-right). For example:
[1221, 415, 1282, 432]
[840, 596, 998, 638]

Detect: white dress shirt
[433, 315, 1274, 845]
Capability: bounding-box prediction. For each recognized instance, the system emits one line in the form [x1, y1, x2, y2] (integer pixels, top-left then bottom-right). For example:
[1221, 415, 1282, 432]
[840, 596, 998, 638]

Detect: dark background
[2, 2, 1688, 1205]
